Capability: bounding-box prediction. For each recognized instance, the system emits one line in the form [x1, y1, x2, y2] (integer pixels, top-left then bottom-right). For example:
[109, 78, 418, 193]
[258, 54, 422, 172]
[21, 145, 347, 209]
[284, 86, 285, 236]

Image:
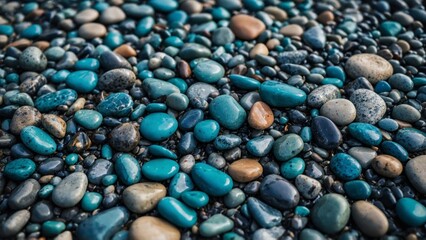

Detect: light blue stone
[74, 58, 100, 71]
[81, 192, 103, 211]
[214, 134, 242, 151]
[20, 126, 57, 155]
[148, 145, 177, 159]
[193, 60, 224, 83]
[229, 74, 261, 90]
[380, 21, 402, 36]
[142, 158, 179, 181]
[169, 172, 194, 198]
[136, 17, 154, 37]
[21, 24, 42, 39]
[181, 191, 209, 209]
[246, 135, 274, 157]
[199, 214, 234, 237]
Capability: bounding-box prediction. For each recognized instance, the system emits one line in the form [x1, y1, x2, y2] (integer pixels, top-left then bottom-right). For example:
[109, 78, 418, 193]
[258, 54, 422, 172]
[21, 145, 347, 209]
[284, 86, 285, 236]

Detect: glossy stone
[311, 194, 350, 234]
[259, 81, 307, 108]
[122, 182, 166, 214]
[181, 191, 209, 209]
[247, 197, 282, 228]
[348, 122, 382, 146]
[35, 89, 77, 113]
[74, 110, 103, 130]
[4, 158, 36, 181]
[199, 214, 234, 237]
[142, 159, 179, 181]
[194, 120, 220, 143]
[209, 95, 246, 130]
[311, 116, 342, 149]
[344, 180, 371, 200]
[193, 60, 224, 83]
[351, 201, 389, 237]
[405, 155, 426, 194]
[228, 159, 263, 183]
[273, 134, 304, 161]
[396, 198, 426, 227]
[129, 216, 180, 240]
[330, 153, 362, 181]
[247, 135, 274, 157]
[115, 154, 141, 185]
[20, 126, 56, 155]
[97, 92, 133, 117]
[66, 70, 98, 93]
[52, 172, 88, 208]
[140, 113, 178, 141]
[395, 128, 426, 152]
[259, 174, 299, 210]
[191, 163, 233, 196]
[157, 197, 197, 228]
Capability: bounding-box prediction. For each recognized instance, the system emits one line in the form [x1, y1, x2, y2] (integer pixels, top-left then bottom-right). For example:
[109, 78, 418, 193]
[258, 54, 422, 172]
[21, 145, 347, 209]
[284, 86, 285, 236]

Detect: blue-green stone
[247, 197, 282, 228]
[142, 78, 180, 99]
[395, 128, 426, 153]
[295, 206, 310, 217]
[20, 126, 57, 155]
[280, 157, 305, 179]
[380, 21, 402, 36]
[348, 122, 382, 146]
[148, 145, 177, 159]
[74, 110, 103, 130]
[259, 80, 307, 108]
[140, 113, 178, 141]
[81, 192, 103, 211]
[104, 32, 123, 49]
[229, 74, 261, 90]
[214, 134, 242, 151]
[330, 153, 361, 181]
[193, 60, 224, 83]
[209, 95, 246, 130]
[35, 89, 77, 113]
[97, 92, 133, 117]
[168, 172, 194, 198]
[115, 154, 141, 185]
[396, 198, 426, 227]
[181, 190, 209, 209]
[42, 221, 66, 237]
[199, 214, 234, 237]
[142, 158, 179, 181]
[381, 141, 409, 162]
[191, 163, 233, 196]
[194, 120, 220, 143]
[4, 158, 36, 181]
[66, 70, 98, 93]
[246, 135, 274, 157]
[344, 180, 371, 200]
[74, 58, 100, 71]
[273, 134, 304, 161]
[21, 24, 42, 39]
[157, 197, 197, 228]
[311, 193, 350, 234]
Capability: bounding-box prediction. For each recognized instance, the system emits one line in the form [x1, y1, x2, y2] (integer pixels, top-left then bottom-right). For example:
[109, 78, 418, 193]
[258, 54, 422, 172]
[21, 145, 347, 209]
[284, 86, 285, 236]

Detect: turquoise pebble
[259, 80, 307, 108]
[168, 10, 188, 27]
[0, 25, 14, 36]
[20, 126, 57, 155]
[326, 66, 345, 81]
[81, 192, 103, 211]
[148, 145, 177, 159]
[378, 118, 399, 132]
[51, 70, 70, 83]
[104, 32, 123, 49]
[223, 232, 244, 240]
[97, 92, 134, 117]
[322, 78, 343, 88]
[142, 78, 180, 99]
[140, 113, 178, 141]
[148, 0, 178, 12]
[194, 120, 220, 143]
[214, 134, 242, 151]
[101, 144, 113, 160]
[224, 188, 246, 208]
[65, 153, 79, 165]
[74, 110, 103, 130]
[199, 214, 234, 237]
[375, 81, 391, 93]
[191, 163, 233, 196]
[395, 128, 426, 153]
[112, 231, 128, 240]
[146, 103, 167, 112]
[273, 134, 304, 161]
[413, 77, 426, 86]
[295, 206, 310, 217]
[300, 228, 326, 240]
[330, 153, 361, 181]
[168, 78, 188, 93]
[229, 74, 261, 90]
[300, 126, 311, 142]
[38, 184, 54, 198]
[166, 93, 189, 111]
[35, 89, 77, 112]
[115, 154, 141, 185]
[42, 221, 66, 237]
[169, 172, 194, 198]
[381, 141, 408, 162]
[348, 122, 382, 146]
[246, 135, 274, 157]
[344, 180, 371, 200]
[247, 197, 282, 228]
[102, 174, 117, 186]
[209, 95, 246, 130]
[21, 24, 42, 39]
[243, 0, 264, 11]
[164, 36, 184, 48]
[131, 104, 146, 120]
[22, 2, 38, 14]
[193, 60, 224, 83]
[157, 197, 197, 228]
[66, 70, 98, 93]
[211, 7, 230, 20]
[74, 58, 100, 71]
[142, 158, 179, 181]
[380, 21, 402, 36]
[280, 157, 305, 179]
[181, 191, 209, 209]
[396, 198, 426, 227]
[4, 158, 36, 181]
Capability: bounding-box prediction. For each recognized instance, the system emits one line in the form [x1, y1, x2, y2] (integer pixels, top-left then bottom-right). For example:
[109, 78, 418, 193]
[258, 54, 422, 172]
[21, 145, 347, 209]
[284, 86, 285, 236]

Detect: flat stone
[228, 158, 263, 183]
[123, 182, 166, 214]
[351, 201, 389, 237]
[129, 216, 180, 240]
[345, 54, 393, 84]
[230, 15, 265, 40]
[260, 80, 307, 108]
[311, 193, 350, 234]
[209, 95, 246, 130]
[406, 155, 426, 194]
[259, 174, 299, 210]
[320, 99, 356, 126]
[52, 172, 88, 208]
[248, 101, 274, 130]
[372, 155, 403, 178]
[8, 179, 40, 210]
[78, 23, 106, 39]
[199, 214, 234, 237]
[140, 113, 178, 141]
[42, 114, 66, 139]
[0, 210, 30, 238]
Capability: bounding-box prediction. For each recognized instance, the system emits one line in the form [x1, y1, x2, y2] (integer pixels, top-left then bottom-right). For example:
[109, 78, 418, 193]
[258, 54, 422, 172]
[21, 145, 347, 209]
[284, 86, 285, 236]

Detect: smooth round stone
[194, 120, 220, 143]
[129, 216, 180, 240]
[311, 116, 342, 149]
[199, 214, 234, 237]
[320, 99, 356, 126]
[110, 123, 140, 152]
[344, 180, 371, 200]
[179, 109, 204, 131]
[259, 174, 299, 210]
[41, 114, 66, 139]
[372, 155, 403, 178]
[74, 110, 103, 130]
[169, 172, 194, 198]
[311, 193, 350, 234]
[35, 89, 77, 113]
[81, 192, 102, 211]
[303, 26, 326, 49]
[157, 197, 197, 228]
[406, 155, 426, 194]
[248, 101, 274, 130]
[21, 24, 41, 39]
[166, 93, 189, 111]
[247, 197, 282, 228]
[181, 191, 209, 209]
[246, 135, 274, 157]
[97, 92, 133, 117]
[8, 179, 40, 210]
[224, 188, 246, 208]
[19, 46, 47, 72]
[42, 221, 66, 237]
[330, 153, 362, 181]
[212, 27, 235, 46]
[295, 175, 322, 200]
[380, 21, 402, 36]
[142, 78, 180, 99]
[392, 104, 421, 123]
[115, 154, 142, 185]
[100, 6, 125, 24]
[273, 134, 304, 161]
[378, 118, 399, 132]
[395, 128, 426, 152]
[252, 226, 285, 240]
[20, 126, 56, 155]
[228, 159, 263, 183]
[0, 210, 30, 238]
[148, 145, 177, 159]
[193, 60, 224, 83]
[348, 122, 382, 146]
[299, 228, 326, 240]
[388, 74, 414, 92]
[209, 95, 246, 130]
[87, 159, 113, 185]
[142, 159, 179, 181]
[148, 0, 178, 12]
[74, 8, 99, 24]
[140, 113, 178, 141]
[348, 147, 377, 168]
[381, 141, 408, 162]
[179, 43, 211, 61]
[229, 14, 265, 40]
[214, 134, 242, 151]
[4, 158, 36, 181]
[280, 157, 305, 179]
[78, 23, 106, 39]
[349, 89, 387, 124]
[229, 74, 261, 91]
[136, 17, 154, 37]
[345, 54, 393, 84]
[123, 182, 166, 214]
[52, 172, 87, 208]
[280, 24, 304, 37]
[100, 51, 132, 71]
[99, 68, 136, 91]
[186, 82, 218, 102]
[10, 106, 41, 135]
[37, 157, 64, 175]
[191, 163, 233, 196]
[76, 207, 129, 240]
[66, 70, 98, 93]
[307, 85, 341, 108]
[351, 201, 389, 237]
[396, 198, 426, 227]
[259, 80, 307, 108]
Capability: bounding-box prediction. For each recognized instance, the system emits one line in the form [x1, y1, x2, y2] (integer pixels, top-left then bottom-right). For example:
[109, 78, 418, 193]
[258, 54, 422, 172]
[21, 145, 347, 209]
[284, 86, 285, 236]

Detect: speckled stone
[345, 54, 393, 84]
[349, 89, 387, 124]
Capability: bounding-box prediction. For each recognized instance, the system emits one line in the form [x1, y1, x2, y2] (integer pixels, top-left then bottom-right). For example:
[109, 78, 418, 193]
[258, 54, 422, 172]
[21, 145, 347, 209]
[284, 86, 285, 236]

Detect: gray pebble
[350, 89, 386, 124]
[8, 179, 40, 210]
[52, 172, 88, 208]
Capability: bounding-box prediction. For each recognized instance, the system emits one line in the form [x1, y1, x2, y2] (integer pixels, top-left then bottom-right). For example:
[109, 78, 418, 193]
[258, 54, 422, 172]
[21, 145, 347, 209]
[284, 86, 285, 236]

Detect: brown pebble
[109, 122, 140, 152]
[10, 106, 42, 135]
[78, 23, 106, 39]
[42, 114, 67, 139]
[6, 38, 32, 49]
[114, 44, 137, 58]
[248, 101, 274, 130]
[74, 9, 99, 25]
[372, 155, 403, 178]
[345, 53, 393, 84]
[123, 183, 166, 214]
[249, 43, 269, 58]
[33, 41, 49, 51]
[280, 24, 304, 36]
[59, 19, 75, 31]
[66, 98, 86, 116]
[67, 132, 91, 153]
[264, 6, 288, 21]
[228, 158, 263, 183]
[317, 10, 334, 24]
[180, 0, 203, 14]
[230, 15, 266, 40]
[397, 40, 410, 53]
[0, 35, 8, 47]
[266, 38, 280, 50]
[178, 60, 191, 78]
[129, 216, 180, 240]
[351, 201, 389, 237]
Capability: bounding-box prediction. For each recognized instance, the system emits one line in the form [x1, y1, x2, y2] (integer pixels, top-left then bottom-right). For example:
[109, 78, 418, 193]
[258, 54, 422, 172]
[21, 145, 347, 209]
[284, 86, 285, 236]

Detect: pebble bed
[0, 0, 426, 239]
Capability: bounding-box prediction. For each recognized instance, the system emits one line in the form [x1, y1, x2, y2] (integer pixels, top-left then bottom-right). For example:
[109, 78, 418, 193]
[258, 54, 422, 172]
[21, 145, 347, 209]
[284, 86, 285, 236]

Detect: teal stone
[0, 25, 14, 36]
[166, 93, 189, 111]
[273, 134, 304, 161]
[168, 78, 188, 93]
[375, 81, 392, 93]
[299, 228, 326, 240]
[300, 126, 312, 142]
[214, 134, 242, 151]
[104, 32, 123, 49]
[193, 60, 224, 83]
[101, 144, 113, 160]
[413, 77, 426, 86]
[20, 126, 57, 155]
[81, 192, 103, 211]
[344, 180, 371, 200]
[209, 95, 246, 130]
[396, 198, 426, 227]
[21, 24, 42, 39]
[148, 145, 177, 159]
[42, 221, 66, 237]
[136, 16, 154, 37]
[280, 157, 305, 179]
[142, 78, 180, 99]
[169, 172, 194, 198]
[76, 207, 129, 240]
[194, 120, 220, 143]
[112, 231, 128, 240]
[224, 188, 246, 208]
[259, 81, 307, 108]
[164, 36, 184, 48]
[97, 92, 133, 117]
[148, 0, 178, 12]
[181, 191, 209, 208]
[51, 70, 70, 83]
[74, 58, 100, 71]
[66, 70, 98, 93]
[246, 135, 274, 157]
[243, 0, 264, 11]
[142, 158, 179, 181]
[381, 141, 409, 162]
[115, 154, 141, 185]
[179, 43, 212, 61]
[229, 74, 261, 90]
[4, 158, 36, 181]
[131, 104, 146, 120]
[102, 174, 117, 186]
[311, 193, 350, 234]
[395, 128, 426, 153]
[167, 10, 188, 27]
[380, 21, 402, 36]
[65, 153, 79, 165]
[211, 7, 230, 20]
[223, 232, 244, 240]
[146, 103, 167, 112]
[35, 89, 77, 112]
[38, 184, 54, 198]
[74, 110, 103, 130]
[337, 21, 357, 34]
[22, 2, 38, 14]
[378, 118, 398, 132]
[140, 113, 178, 141]
[326, 66, 346, 81]
[295, 206, 310, 217]
[199, 214, 234, 237]
[330, 153, 361, 181]
[348, 122, 382, 146]
[247, 197, 282, 228]
[322, 78, 343, 88]
[157, 197, 197, 228]
[191, 163, 233, 196]
[9, 92, 33, 106]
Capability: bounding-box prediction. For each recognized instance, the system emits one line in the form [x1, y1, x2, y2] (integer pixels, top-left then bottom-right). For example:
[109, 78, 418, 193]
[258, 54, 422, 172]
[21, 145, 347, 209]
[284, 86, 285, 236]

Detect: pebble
[122, 182, 166, 214]
[247, 197, 282, 228]
[194, 120, 220, 143]
[344, 180, 371, 200]
[303, 26, 326, 49]
[405, 155, 426, 194]
[311, 193, 350, 234]
[295, 174, 322, 200]
[320, 99, 356, 126]
[260, 80, 307, 108]
[74, 110, 103, 130]
[259, 174, 299, 210]
[395, 128, 426, 152]
[157, 197, 197, 228]
[78, 23, 106, 39]
[142, 159, 179, 181]
[248, 101, 273, 130]
[214, 134, 242, 151]
[348, 147, 377, 168]
[110, 123, 140, 152]
[66, 70, 98, 93]
[229, 15, 265, 40]
[330, 153, 362, 181]
[311, 116, 342, 149]
[392, 104, 421, 123]
[372, 155, 403, 178]
[4, 158, 36, 181]
[129, 216, 180, 240]
[140, 113, 178, 141]
[246, 135, 274, 157]
[100, 6, 126, 24]
[396, 198, 426, 227]
[199, 214, 234, 237]
[99, 68, 136, 91]
[228, 158, 263, 183]
[345, 54, 393, 84]
[193, 60, 224, 83]
[280, 24, 304, 36]
[52, 172, 88, 208]
[35, 89, 77, 113]
[348, 122, 382, 146]
[308, 85, 341, 108]
[142, 78, 180, 99]
[8, 179, 40, 210]
[209, 95, 246, 130]
[10, 106, 41, 135]
[74, 8, 99, 24]
[0, 210, 30, 238]
[349, 89, 387, 124]
[19, 46, 47, 72]
[191, 163, 233, 196]
[181, 191, 209, 209]
[115, 154, 141, 185]
[351, 201, 389, 237]
[273, 134, 304, 161]
[41, 114, 66, 139]
[299, 228, 326, 240]
[20, 126, 56, 155]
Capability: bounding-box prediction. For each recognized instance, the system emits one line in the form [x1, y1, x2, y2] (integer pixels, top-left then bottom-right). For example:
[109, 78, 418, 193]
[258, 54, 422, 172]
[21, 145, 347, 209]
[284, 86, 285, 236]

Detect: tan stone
[6, 38, 32, 49]
[345, 53, 393, 84]
[230, 15, 266, 40]
[248, 101, 274, 130]
[74, 9, 99, 25]
[66, 98, 86, 116]
[372, 155, 403, 178]
[33, 41, 50, 51]
[42, 114, 66, 138]
[351, 201, 389, 237]
[78, 23, 106, 39]
[129, 216, 180, 240]
[180, 0, 203, 14]
[228, 159, 263, 182]
[264, 6, 288, 21]
[317, 10, 334, 24]
[250, 43, 269, 58]
[114, 44, 137, 58]
[10, 106, 42, 135]
[123, 183, 166, 214]
[266, 39, 280, 50]
[280, 24, 304, 37]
